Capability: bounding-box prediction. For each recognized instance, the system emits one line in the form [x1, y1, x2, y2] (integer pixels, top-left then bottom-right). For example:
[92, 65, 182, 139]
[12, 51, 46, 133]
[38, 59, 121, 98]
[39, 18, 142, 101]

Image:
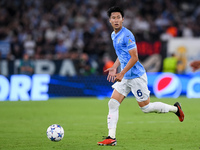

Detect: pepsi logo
[153, 73, 182, 98]
[187, 77, 200, 98]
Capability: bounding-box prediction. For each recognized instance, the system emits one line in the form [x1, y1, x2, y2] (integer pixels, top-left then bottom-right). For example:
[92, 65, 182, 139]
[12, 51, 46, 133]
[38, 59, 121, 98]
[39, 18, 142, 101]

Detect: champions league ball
[46, 124, 64, 142]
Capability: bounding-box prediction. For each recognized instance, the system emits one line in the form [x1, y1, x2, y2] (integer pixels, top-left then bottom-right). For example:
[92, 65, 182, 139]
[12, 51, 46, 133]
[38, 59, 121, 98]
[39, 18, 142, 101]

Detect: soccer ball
[46, 124, 64, 141]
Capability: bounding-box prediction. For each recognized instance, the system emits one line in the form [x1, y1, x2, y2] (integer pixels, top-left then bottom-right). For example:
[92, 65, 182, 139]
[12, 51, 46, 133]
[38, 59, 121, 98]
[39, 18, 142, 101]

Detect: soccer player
[97, 6, 184, 146]
[190, 60, 200, 72]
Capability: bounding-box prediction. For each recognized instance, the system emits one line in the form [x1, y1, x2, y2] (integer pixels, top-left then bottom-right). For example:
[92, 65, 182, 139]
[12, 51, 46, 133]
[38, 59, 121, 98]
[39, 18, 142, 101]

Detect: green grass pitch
[0, 97, 199, 150]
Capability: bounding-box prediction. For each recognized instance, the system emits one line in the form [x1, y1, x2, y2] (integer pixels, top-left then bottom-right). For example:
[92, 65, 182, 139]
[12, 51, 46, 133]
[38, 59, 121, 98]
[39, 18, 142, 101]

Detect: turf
[0, 97, 199, 150]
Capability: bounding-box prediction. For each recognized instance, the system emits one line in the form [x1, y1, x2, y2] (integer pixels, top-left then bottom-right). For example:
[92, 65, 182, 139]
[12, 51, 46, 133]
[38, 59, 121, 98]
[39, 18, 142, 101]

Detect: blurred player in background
[97, 6, 184, 146]
[190, 60, 200, 72]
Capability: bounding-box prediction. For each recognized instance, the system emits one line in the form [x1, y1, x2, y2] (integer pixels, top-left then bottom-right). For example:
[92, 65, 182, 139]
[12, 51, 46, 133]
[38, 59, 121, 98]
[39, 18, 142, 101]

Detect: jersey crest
[117, 38, 121, 43]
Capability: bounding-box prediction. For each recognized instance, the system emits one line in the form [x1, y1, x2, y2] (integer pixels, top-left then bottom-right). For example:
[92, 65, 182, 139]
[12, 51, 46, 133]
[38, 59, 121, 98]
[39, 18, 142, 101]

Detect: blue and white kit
[111, 26, 150, 101]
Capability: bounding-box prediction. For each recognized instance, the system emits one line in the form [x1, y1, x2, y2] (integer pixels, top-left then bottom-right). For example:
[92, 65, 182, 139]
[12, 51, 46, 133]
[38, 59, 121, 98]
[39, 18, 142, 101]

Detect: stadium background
[0, 0, 200, 100]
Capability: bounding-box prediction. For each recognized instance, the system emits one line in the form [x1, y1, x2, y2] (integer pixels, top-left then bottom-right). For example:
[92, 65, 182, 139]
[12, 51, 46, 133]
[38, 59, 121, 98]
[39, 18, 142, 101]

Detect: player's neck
[114, 26, 122, 34]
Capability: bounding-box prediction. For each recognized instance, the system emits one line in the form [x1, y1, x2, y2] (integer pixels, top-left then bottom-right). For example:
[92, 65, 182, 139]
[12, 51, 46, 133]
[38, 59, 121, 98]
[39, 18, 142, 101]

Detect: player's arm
[104, 58, 120, 82]
[121, 48, 138, 74]
[112, 58, 120, 69]
[115, 48, 138, 82]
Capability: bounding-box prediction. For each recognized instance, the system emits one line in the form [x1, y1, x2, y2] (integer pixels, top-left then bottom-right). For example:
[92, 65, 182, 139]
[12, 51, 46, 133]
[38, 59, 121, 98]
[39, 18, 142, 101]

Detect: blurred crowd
[0, 0, 200, 75]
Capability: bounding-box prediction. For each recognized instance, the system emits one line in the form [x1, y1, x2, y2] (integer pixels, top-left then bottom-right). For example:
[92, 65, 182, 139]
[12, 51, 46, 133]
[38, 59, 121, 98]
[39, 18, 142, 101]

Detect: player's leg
[131, 73, 184, 122]
[108, 89, 125, 138]
[138, 98, 184, 122]
[97, 89, 125, 146]
[138, 97, 177, 113]
[98, 79, 130, 146]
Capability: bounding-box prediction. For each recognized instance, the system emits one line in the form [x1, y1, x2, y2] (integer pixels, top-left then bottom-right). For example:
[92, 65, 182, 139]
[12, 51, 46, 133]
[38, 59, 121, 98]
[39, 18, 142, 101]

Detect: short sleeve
[124, 33, 137, 51]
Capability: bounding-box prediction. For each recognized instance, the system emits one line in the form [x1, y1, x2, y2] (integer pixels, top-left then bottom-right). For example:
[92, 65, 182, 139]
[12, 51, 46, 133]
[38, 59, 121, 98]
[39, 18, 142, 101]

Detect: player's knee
[108, 99, 120, 110]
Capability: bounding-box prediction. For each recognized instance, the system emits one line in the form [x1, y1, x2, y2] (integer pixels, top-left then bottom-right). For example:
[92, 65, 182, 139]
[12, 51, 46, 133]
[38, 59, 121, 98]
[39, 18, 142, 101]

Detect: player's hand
[114, 72, 124, 82]
[104, 68, 117, 82]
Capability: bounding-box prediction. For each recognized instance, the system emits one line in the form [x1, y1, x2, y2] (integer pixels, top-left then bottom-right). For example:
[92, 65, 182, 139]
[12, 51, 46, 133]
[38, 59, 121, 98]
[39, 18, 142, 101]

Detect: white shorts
[112, 73, 150, 102]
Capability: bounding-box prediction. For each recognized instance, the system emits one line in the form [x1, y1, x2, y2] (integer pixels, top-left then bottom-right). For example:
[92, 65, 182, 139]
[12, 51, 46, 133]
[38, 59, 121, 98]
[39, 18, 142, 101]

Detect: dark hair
[107, 6, 124, 18]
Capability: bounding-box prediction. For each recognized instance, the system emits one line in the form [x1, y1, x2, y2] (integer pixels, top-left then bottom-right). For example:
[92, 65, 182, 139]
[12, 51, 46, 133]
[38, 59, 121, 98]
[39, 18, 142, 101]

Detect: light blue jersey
[111, 26, 145, 79]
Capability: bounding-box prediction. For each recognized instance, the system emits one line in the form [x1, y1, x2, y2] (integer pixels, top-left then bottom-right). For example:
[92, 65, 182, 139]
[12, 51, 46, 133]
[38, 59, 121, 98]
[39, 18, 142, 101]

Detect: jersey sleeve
[124, 33, 137, 51]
